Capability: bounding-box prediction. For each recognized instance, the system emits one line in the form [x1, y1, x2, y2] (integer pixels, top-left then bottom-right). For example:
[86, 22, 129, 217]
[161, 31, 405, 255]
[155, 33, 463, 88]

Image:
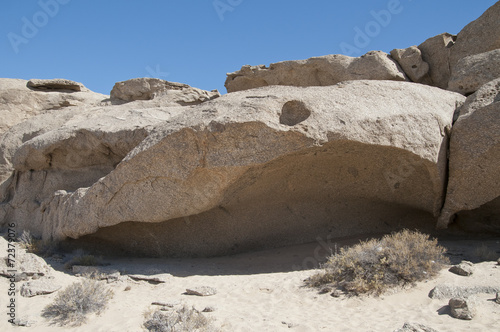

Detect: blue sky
[1, 0, 497, 95]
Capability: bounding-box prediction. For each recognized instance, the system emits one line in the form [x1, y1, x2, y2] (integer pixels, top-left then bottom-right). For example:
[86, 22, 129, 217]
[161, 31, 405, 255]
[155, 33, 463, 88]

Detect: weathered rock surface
[0, 80, 464, 256]
[0, 98, 187, 234]
[128, 274, 170, 284]
[393, 322, 439, 332]
[72, 265, 119, 276]
[225, 51, 407, 92]
[0, 78, 106, 138]
[417, 2, 500, 91]
[110, 77, 220, 104]
[20, 278, 61, 297]
[448, 2, 500, 71]
[390, 46, 431, 84]
[0, 78, 109, 183]
[0, 248, 54, 279]
[449, 297, 475, 320]
[185, 286, 217, 297]
[438, 78, 500, 230]
[428, 284, 500, 299]
[417, 33, 456, 89]
[27, 78, 85, 92]
[448, 49, 500, 95]
[1, 78, 213, 185]
[449, 261, 474, 276]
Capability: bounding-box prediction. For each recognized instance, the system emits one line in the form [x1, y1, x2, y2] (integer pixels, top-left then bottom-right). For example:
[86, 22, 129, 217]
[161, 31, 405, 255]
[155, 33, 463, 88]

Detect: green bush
[306, 229, 449, 295]
[42, 279, 113, 326]
[144, 305, 218, 332]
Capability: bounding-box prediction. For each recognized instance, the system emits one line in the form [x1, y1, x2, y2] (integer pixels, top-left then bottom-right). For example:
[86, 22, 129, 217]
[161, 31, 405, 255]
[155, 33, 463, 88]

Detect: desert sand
[1, 235, 499, 332]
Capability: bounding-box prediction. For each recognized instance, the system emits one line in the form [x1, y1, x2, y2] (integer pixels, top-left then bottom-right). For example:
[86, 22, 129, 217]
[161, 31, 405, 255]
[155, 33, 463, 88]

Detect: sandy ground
[1, 236, 499, 331]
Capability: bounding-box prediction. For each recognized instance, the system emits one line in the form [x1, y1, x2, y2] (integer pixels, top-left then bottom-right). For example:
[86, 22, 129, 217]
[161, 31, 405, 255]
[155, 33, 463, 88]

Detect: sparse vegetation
[17, 230, 59, 256]
[64, 249, 105, 270]
[144, 305, 218, 332]
[306, 229, 449, 295]
[18, 230, 36, 251]
[42, 279, 113, 326]
[474, 244, 498, 261]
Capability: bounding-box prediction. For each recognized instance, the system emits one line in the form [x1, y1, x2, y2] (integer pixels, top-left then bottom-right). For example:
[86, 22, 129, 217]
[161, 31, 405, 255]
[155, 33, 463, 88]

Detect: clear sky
[1, 0, 497, 95]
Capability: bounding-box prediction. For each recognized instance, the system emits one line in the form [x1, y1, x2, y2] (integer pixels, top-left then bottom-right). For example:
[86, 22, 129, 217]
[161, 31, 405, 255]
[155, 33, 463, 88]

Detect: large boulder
[438, 78, 500, 231]
[418, 33, 456, 89]
[0, 237, 54, 278]
[110, 78, 220, 104]
[0, 78, 108, 183]
[448, 49, 500, 95]
[1, 81, 464, 257]
[417, 2, 500, 91]
[225, 51, 407, 93]
[390, 46, 432, 84]
[20, 278, 61, 297]
[0, 98, 187, 234]
[448, 2, 500, 71]
[0, 78, 219, 185]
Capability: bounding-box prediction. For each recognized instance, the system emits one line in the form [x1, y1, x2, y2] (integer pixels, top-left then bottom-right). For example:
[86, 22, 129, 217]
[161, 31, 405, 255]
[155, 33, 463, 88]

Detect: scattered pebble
[152, 301, 180, 308]
[128, 274, 169, 284]
[185, 286, 217, 296]
[393, 322, 438, 332]
[11, 318, 34, 327]
[282, 321, 299, 328]
[449, 297, 475, 320]
[449, 261, 474, 276]
[202, 306, 216, 312]
[318, 287, 332, 294]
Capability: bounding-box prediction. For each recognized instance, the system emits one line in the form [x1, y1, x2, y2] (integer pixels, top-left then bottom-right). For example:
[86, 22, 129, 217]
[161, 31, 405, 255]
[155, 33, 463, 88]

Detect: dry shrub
[42, 279, 113, 326]
[17, 230, 59, 257]
[306, 229, 449, 295]
[144, 305, 218, 332]
[64, 249, 104, 270]
[18, 230, 35, 251]
[474, 244, 498, 261]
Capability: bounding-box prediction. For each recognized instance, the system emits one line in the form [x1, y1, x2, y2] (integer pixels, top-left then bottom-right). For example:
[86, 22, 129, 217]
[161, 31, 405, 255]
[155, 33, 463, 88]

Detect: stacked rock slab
[448, 49, 500, 95]
[111, 77, 220, 104]
[0, 78, 106, 138]
[0, 78, 108, 184]
[0, 78, 220, 242]
[438, 78, 500, 231]
[390, 46, 432, 85]
[416, 33, 456, 89]
[448, 2, 500, 72]
[27, 78, 85, 91]
[225, 51, 407, 93]
[1, 80, 464, 256]
[414, 1, 500, 92]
